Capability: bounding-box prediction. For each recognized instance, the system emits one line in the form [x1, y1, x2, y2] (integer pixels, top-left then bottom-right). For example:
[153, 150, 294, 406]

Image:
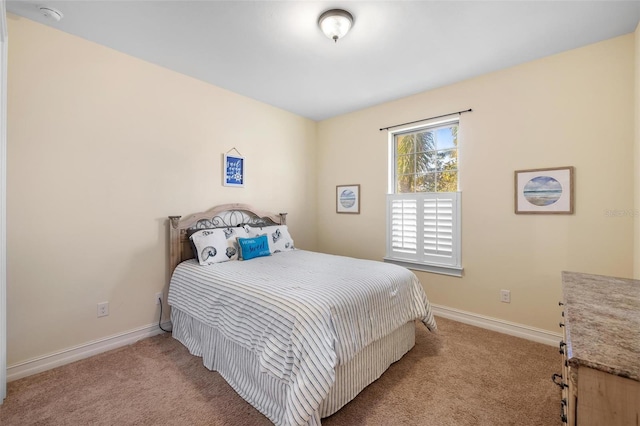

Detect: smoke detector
[38, 6, 64, 22]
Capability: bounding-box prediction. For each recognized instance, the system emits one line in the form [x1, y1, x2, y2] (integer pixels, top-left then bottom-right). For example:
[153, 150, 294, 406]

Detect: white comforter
[168, 250, 437, 425]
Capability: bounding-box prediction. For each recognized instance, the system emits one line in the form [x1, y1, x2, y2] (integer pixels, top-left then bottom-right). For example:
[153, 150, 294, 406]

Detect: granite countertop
[562, 271, 640, 382]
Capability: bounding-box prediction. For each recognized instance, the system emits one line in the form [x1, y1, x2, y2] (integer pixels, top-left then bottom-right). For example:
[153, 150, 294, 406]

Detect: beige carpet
[0, 317, 561, 425]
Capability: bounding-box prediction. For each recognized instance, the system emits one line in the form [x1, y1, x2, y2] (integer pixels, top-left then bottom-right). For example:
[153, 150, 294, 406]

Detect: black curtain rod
[379, 108, 473, 131]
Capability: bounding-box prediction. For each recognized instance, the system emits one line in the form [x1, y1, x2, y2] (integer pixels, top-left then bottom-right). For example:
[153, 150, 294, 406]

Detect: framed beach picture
[336, 184, 360, 214]
[515, 166, 574, 214]
[223, 153, 245, 187]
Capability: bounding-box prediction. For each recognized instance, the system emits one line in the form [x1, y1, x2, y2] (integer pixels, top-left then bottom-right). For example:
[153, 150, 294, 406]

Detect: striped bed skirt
[171, 307, 416, 425]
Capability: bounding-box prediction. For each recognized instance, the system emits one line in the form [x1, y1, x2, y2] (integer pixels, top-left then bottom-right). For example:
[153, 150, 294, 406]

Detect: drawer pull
[552, 373, 569, 389]
[559, 322, 564, 328]
[559, 341, 566, 355]
[561, 414, 567, 423]
[552, 373, 564, 388]
[561, 398, 566, 407]
[559, 301, 564, 306]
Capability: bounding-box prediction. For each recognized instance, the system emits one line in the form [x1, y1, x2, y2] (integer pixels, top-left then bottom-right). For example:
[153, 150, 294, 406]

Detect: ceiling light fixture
[318, 9, 354, 43]
[38, 6, 64, 22]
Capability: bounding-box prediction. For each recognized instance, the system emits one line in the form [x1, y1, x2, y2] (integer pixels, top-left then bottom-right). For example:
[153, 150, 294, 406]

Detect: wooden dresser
[557, 272, 640, 425]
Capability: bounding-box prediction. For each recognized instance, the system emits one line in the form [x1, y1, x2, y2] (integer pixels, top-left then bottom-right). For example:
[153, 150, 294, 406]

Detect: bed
[167, 203, 437, 426]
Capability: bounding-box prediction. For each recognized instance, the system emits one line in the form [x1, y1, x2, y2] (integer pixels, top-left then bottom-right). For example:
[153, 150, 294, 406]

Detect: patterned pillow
[237, 235, 271, 260]
[247, 225, 295, 254]
[189, 227, 249, 265]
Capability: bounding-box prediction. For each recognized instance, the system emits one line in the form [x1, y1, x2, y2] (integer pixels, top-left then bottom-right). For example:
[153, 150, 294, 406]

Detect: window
[385, 120, 462, 277]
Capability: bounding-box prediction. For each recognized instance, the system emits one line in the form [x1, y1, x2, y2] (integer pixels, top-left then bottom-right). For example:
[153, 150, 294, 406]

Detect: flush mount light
[38, 6, 64, 22]
[318, 9, 354, 43]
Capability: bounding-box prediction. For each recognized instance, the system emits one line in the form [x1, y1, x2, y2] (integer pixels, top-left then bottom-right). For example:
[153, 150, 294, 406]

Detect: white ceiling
[6, 1, 640, 121]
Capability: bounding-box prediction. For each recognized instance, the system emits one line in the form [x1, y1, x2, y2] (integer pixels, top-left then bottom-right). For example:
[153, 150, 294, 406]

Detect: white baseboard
[7, 305, 560, 381]
[431, 304, 561, 347]
[7, 321, 172, 382]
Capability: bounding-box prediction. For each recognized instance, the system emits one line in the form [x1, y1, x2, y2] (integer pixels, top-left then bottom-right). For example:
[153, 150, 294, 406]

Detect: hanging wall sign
[223, 153, 245, 188]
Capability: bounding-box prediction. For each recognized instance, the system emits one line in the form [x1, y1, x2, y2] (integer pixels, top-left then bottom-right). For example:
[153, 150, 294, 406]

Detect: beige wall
[6, 16, 317, 365]
[635, 22, 640, 279]
[317, 35, 636, 332]
[7, 13, 638, 366]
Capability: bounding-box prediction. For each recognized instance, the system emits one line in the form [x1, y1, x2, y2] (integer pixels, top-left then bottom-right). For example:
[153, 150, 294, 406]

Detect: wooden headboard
[168, 203, 287, 273]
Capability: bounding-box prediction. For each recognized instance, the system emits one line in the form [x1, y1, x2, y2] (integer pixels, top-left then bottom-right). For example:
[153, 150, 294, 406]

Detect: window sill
[383, 258, 463, 277]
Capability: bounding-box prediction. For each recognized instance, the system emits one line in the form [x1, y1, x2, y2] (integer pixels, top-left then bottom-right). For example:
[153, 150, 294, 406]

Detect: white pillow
[247, 225, 295, 253]
[190, 227, 249, 265]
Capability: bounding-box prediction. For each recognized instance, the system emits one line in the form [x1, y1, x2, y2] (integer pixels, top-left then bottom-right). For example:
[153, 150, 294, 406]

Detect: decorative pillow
[237, 235, 271, 260]
[186, 228, 208, 260]
[189, 227, 249, 265]
[247, 225, 295, 254]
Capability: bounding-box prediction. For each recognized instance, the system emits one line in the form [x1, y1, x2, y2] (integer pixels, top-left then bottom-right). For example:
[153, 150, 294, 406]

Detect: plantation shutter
[389, 197, 419, 261]
[422, 193, 458, 265]
[386, 192, 460, 268]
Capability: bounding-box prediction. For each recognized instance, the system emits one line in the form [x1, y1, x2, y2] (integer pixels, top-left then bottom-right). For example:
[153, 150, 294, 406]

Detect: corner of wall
[0, 0, 7, 403]
[635, 21, 640, 279]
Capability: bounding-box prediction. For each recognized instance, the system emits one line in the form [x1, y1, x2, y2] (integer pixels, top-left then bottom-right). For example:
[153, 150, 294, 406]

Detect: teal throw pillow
[237, 235, 271, 260]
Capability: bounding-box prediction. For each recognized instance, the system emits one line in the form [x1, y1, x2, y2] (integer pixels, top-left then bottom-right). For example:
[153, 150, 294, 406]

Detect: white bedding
[168, 250, 437, 426]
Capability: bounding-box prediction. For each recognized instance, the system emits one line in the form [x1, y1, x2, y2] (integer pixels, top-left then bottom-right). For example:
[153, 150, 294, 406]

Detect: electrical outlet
[155, 292, 163, 306]
[97, 302, 109, 317]
[500, 290, 511, 303]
